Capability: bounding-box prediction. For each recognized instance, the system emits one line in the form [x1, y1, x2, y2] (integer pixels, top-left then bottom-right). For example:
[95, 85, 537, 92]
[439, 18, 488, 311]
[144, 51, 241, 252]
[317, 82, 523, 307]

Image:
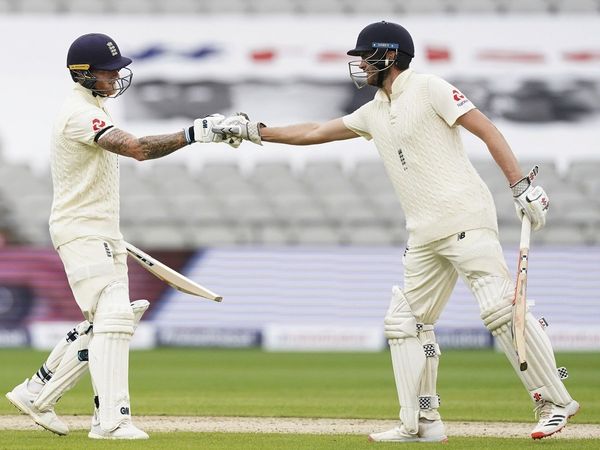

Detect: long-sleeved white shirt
[343, 69, 498, 246]
[49, 83, 122, 248]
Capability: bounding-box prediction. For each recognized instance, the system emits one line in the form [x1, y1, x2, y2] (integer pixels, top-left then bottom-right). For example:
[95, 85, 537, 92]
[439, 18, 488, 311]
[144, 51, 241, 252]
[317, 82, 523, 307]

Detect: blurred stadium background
[0, 0, 599, 354]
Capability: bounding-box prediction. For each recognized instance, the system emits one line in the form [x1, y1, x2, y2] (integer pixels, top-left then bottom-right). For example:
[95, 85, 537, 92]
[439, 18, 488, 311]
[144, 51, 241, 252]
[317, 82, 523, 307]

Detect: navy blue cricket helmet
[67, 33, 133, 97]
[347, 21, 414, 89]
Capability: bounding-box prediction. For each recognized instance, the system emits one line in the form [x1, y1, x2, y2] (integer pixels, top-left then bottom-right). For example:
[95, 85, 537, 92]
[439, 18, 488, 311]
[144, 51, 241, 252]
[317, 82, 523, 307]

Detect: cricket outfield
[1, 349, 598, 449]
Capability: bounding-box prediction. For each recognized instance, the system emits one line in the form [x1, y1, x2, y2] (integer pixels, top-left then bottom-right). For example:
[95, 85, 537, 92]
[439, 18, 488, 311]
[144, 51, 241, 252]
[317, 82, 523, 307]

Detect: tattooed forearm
[98, 128, 187, 161]
[139, 133, 187, 160]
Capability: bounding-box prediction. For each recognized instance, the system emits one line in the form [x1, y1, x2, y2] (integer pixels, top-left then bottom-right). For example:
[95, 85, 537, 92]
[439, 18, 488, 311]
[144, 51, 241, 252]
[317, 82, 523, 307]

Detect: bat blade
[512, 216, 531, 371]
[125, 242, 222, 302]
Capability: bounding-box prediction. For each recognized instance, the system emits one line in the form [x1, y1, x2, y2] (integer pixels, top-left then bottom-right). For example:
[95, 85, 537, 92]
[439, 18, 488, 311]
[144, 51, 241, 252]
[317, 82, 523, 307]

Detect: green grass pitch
[0, 348, 598, 449]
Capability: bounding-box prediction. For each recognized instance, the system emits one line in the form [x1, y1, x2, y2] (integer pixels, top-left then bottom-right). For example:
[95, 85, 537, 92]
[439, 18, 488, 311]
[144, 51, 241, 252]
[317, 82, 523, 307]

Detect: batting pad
[475, 275, 573, 407]
[32, 320, 91, 387]
[385, 287, 426, 434]
[33, 321, 93, 411]
[418, 327, 441, 421]
[89, 282, 135, 432]
[33, 300, 149, 412]
[494, 312, 573, 407]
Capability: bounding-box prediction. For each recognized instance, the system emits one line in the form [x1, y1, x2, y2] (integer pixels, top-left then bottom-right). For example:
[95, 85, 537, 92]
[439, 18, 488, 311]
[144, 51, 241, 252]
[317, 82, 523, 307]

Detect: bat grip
[520, 216, 531, 249]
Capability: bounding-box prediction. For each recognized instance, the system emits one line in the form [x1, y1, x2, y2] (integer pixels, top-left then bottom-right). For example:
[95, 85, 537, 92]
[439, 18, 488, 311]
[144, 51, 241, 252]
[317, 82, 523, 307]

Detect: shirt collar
[73, 82, 106, 107]
[374, 68, 414, 102]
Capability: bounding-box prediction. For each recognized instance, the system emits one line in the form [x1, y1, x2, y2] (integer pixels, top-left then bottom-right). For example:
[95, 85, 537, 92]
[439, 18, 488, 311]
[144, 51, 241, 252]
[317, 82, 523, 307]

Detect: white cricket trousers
[402, 228, 512, 323]
[57, 236, 129, 322]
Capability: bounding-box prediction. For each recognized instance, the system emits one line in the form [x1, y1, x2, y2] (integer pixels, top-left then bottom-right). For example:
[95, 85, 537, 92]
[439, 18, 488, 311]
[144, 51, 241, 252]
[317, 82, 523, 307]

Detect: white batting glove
[510, 166, 549, 231]
[184, 114, 225, 144]
[214, 112, 265, 146]
[216, 114, 249, 148]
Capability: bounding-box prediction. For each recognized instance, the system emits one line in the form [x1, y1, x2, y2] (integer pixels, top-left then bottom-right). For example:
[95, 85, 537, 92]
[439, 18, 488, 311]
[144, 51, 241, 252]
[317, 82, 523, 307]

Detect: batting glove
[183, 114, 224, 144]
[511, 168, 549, 231]
[214, 112, 265, 146]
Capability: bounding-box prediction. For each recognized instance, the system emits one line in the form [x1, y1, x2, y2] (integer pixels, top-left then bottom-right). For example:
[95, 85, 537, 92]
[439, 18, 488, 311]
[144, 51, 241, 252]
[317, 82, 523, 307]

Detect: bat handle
[520, 215, 531, 248]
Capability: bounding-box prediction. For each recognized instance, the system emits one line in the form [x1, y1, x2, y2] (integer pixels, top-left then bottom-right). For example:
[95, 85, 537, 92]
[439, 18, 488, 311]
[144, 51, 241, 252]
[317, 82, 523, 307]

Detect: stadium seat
[256, 224, 296, 245]
[65, 0, 109, 13]
[131, 223, 189, 249]
[496, 0, 551, 13]
[250, 162, 307, 194]
[303, 161, 352, 192]
[185, 223, 249, 246]
[168, 193, 227, 224]
[519, 159, 560, 181]
[548, 0, 600, 13]
[553, 199, 600, 227]
[471, 159, 509, 192]
[537, 224, 590, 245]
[451, 0, 499, 13]
[583, 223, 600, 244]
[270, 192, 329, 224]
[294, 224, 341, 245]
[389, 225, 409, 245]
[17, 222, 52, 245]
[343, 223, 396, 245]
[400, 0, 450, 14]
[251, 161, 294, 179]
[579, 177, 600, 196]
[248, 0, 298, 14]
[219, 193, 278, 224]
[352, 160, 387, 179]
[548, 189, 589, 214]
[120, 163, 160, 195]
[498, 224, 523, 245]
[147, 162, 203, 194]
[198, 162, 255, 195]
[319, 193, 380, 225]
[209, 0, 254, 14]
[342, 0, 400, 14]
[9, 194, 52, 225]
[251, 173, 303, 192]
[567, 159, 600, 192]
[5, 0, 600, 15]
[120, 194, 172, 225]
[352, 161, 398, 196]
[109, 0, 160, 14]
[155, 0, 202, 14]
[293, 0, 343, 14]
[1, 150, 595, 246]
[493, 191, 518, 224]
[14, 0, 62, 13]
[0, 0, 13, 13]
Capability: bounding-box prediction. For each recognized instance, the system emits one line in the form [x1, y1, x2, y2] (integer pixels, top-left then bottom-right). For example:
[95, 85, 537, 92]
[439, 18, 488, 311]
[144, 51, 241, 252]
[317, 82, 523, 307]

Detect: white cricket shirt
[343, 69, 498, 246]
[49, 83, 121, 248]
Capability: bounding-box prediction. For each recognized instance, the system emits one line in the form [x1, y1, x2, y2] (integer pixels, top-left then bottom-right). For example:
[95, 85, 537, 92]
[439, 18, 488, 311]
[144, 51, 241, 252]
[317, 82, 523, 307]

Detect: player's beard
[368, 66, 391, 88]
[366, 70, 379, 86]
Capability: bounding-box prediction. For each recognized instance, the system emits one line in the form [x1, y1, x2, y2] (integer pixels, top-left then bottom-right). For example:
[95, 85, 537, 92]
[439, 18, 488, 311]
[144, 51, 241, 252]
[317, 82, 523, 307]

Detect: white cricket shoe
[369, 418, 448, 443]
[5, 379, 69, 436]
[531, 400, 580, 439]
[88, 412, 149, 440]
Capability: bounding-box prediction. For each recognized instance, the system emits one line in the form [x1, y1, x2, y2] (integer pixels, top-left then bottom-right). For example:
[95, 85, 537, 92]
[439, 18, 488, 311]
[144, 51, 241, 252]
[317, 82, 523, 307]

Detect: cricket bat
[125, 241, 222, 302]
[512, 215, 530, 371]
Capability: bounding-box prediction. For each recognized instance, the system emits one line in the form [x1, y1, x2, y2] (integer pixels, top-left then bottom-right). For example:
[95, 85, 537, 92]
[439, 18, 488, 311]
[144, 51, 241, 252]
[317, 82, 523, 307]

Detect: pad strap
[418, 395, 441, 409]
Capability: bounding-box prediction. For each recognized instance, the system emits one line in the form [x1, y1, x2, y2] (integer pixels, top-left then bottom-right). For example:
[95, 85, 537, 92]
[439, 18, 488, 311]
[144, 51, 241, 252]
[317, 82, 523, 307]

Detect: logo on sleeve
[452, 89, 470, 107]
[452, 89, 465, 102]
[92, 118, 106, 132]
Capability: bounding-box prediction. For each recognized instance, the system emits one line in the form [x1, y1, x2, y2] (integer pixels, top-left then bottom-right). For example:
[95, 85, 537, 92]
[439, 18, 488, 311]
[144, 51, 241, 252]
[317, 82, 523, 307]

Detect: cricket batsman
[215, 21, 579, 442]
[5, 33, 233, 439]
